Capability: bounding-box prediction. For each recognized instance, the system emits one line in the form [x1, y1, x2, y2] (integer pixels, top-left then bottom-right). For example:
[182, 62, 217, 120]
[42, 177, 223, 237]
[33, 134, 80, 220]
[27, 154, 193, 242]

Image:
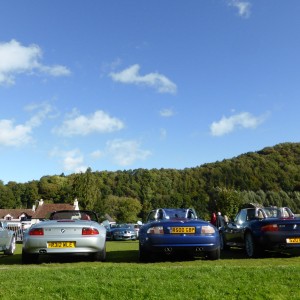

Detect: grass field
[0, 241, 300, 300]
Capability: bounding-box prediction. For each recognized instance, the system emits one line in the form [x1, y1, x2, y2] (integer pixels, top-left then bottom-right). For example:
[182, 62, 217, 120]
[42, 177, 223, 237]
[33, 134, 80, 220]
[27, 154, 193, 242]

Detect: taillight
[261, 224, 278, 232]
[82, 228, 99, 235]
[29, 228, 44, 236]
[201, 225, 215, 235]
[147, 226, 164, 234]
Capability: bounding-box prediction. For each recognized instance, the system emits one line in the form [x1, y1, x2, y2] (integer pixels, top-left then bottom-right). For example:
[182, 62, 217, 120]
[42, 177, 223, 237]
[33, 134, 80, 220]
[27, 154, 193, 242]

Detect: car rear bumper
[140, 234, 219, 253]
[22, 236, 105, 254]
[257, 232, 300, 250]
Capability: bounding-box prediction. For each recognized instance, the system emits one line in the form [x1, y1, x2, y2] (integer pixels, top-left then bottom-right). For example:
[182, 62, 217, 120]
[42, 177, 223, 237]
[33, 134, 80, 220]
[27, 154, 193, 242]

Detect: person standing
[216, 212, 225, 229]
[210, 212, 217, 226]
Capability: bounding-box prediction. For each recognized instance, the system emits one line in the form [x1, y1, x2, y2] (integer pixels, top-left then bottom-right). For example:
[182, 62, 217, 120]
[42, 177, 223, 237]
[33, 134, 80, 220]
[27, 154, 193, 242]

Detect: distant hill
[198, 142, 300, 192]
[1, 142, 300, 219]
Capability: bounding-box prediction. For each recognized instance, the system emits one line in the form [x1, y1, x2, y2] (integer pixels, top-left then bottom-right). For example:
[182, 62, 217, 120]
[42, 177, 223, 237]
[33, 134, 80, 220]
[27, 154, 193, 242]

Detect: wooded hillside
[1, 142, 300, 221]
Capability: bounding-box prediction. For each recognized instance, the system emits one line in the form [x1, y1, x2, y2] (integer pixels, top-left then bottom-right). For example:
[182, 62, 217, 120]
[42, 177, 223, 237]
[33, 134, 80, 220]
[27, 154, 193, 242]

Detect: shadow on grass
[221, 247, 299, 259]
[0, 248, 298, 265]
[0, 253, 22, 265]
[0, 250, 141, 265]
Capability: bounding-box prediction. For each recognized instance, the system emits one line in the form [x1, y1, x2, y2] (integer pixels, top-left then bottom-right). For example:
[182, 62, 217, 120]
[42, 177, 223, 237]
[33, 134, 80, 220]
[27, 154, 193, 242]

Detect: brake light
[261, 224, 278, 232]
[82, 228, 99, 235]
[147, 226, 164, 234]
[201, 225, 215, 234]
[29, 228, 44, 236]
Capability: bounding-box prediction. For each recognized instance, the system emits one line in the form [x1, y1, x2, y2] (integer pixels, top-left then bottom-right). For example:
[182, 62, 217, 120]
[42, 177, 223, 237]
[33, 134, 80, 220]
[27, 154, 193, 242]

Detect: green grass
[0, 242, 300, 300]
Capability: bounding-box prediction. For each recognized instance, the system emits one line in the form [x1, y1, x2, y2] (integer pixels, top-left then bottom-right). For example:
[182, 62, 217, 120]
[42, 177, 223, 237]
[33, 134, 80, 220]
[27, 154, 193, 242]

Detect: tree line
[1, 142, 300, 222]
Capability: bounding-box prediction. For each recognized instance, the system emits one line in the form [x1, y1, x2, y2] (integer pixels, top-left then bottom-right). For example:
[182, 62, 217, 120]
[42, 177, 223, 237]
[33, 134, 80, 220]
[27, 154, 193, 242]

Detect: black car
[220, 206, 300, 257]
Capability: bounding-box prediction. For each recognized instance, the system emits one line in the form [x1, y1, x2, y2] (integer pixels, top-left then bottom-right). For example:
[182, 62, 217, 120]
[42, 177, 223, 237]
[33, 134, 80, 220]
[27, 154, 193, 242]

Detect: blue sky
[0, 0, 299, 183]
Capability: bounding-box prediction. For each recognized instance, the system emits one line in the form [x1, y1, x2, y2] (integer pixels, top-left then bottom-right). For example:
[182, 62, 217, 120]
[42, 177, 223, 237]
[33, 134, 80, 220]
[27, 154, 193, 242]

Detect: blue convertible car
[139, 208, 220, 261]
[220, 206, 300, 258]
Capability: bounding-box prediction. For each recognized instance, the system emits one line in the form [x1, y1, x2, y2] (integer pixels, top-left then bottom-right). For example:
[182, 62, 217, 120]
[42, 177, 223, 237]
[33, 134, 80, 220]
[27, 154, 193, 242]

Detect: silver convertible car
[0, 221, 16, 255]
[22, 210, 106, 264]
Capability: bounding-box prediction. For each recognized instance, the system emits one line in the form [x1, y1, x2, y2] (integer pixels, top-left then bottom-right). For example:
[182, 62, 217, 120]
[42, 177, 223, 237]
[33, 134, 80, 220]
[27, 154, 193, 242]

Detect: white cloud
[210, 112, 265, 136]
[50, 148, 87, 173]
[110, 64, 177, 94]
[38, 64, 71, 77]
[160, 128, 167, 140]
[0, 102, 54, 147]
[90, 150, 103, 159]
[54, 109, 124, 136]
[106, 139, 151, 166]
[159, 108, 175, 117]
[0, 39, 71, 85]
[0, 120, 32, 146]
[228, 0, 251, 18]
[25, 102, 56, 127]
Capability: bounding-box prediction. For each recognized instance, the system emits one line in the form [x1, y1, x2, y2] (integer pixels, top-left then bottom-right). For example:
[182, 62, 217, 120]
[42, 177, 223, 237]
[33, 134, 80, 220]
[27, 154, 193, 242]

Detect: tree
[103, 195, 142, 223]
[0, 182, 15, 208]
[38, 175, 69, 202]
[21, 181, 40, 208]
[6, 181, 25, 208]
[210, 187, 242, 219]
[72, 168, 100, 210]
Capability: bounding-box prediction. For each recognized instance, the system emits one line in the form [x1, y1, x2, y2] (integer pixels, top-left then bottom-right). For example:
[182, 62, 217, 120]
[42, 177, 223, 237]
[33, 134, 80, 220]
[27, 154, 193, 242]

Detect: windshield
[114, 224, 134, 230]
[49, 210, 98, 222]
[264, 207, 279, 218]
[164, 209, 196, 219]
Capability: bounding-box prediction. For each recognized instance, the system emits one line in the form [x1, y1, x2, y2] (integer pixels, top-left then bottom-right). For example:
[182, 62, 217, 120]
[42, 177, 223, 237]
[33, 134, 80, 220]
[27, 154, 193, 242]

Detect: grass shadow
[0, 253, 22, 265]
[220, 247, 299, 259]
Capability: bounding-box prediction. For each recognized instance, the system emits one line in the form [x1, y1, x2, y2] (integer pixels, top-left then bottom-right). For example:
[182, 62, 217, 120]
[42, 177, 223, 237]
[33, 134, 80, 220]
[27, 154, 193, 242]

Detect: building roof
[0, 200, 78, 220]
[0, 209, 34, 219]
[32, 203, 76, 219]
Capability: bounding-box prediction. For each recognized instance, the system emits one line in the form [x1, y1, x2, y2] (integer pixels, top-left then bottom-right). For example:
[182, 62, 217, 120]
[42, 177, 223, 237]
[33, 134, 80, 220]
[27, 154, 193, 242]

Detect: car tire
[245, 232, 261, 258]
[22, 251, 39, 264]
[90, 245, 106, 262]
[206, 247, 220, 260]
[4, 236, 16, 255]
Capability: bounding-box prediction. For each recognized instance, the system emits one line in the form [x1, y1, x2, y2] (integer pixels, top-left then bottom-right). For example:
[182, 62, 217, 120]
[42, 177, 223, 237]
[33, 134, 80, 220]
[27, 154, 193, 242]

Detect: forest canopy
[1, 142, 300, 222]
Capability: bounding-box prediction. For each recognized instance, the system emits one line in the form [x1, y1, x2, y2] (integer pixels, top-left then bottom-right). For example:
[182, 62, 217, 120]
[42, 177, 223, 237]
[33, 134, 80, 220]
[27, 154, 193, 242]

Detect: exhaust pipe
[195, 247, 203, 252]
[39, 249, 47, 254]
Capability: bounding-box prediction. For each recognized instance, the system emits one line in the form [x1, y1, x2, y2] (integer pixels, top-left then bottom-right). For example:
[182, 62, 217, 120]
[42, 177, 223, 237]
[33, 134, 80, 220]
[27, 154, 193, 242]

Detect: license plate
[286, 238, 300, 244]
[171, 227, 195, 234]
[48, 241, 76, 248]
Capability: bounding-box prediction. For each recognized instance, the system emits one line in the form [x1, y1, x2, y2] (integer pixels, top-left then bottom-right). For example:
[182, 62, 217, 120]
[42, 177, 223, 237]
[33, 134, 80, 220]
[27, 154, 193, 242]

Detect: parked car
[22, 210, 107, 264]
[139, 208, 220, 261]
[111, 224, 137, 241]
[0, 221, 16, 255]
[220, 206, 300, 257]
[263, 206, 294, 219]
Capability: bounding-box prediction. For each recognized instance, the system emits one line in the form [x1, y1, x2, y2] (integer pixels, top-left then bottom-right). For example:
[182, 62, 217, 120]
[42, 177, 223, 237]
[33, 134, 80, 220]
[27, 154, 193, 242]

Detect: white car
[22, 210, 106, 264]
[0, 221, 16, 255]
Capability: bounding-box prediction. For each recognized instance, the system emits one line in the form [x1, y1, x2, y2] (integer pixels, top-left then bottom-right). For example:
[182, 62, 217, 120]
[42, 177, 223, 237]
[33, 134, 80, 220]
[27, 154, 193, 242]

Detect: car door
[224, 209, 247, 246]
[0, 223, 9, 249]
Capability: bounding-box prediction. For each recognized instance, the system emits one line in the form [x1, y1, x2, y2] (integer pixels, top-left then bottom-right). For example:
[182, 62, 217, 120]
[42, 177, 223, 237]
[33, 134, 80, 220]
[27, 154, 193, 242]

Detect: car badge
[61, 229, 66, 233]
[164, 247, 173, 254]
[293, 224, 297, 230]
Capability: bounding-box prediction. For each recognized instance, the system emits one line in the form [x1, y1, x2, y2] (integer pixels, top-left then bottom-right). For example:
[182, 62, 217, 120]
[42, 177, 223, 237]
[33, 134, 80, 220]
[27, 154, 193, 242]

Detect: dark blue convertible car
[139, 208, 220, 261]
[220, 206, 300, 257]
